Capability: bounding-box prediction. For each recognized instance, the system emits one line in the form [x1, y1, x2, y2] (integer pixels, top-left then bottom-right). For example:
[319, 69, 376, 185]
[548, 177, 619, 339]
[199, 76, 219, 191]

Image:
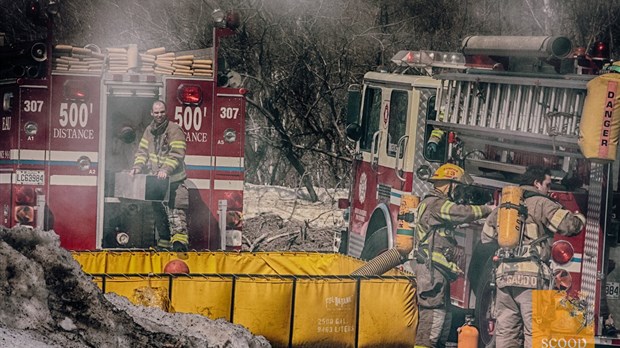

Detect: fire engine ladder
[429, 71, 592, 173]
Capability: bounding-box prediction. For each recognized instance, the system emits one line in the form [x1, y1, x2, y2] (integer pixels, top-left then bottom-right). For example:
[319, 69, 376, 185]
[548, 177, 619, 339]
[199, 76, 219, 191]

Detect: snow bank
[0, 226, 270, 347]
[243, 183, 348, 228]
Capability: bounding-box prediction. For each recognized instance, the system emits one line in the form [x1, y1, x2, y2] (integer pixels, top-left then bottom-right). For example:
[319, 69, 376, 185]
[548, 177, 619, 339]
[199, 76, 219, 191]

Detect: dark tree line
[2, 0, 620, 201]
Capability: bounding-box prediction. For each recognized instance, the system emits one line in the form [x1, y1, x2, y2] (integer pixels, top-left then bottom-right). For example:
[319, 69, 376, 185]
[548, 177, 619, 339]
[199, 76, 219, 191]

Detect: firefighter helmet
[163, 259, 190, 274]
[429, 163, 474, 185]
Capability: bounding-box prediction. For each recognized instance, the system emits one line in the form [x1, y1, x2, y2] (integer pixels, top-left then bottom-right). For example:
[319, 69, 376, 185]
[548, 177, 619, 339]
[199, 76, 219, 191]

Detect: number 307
[220, 107, 239, 119]
[24, 100, 43, 112]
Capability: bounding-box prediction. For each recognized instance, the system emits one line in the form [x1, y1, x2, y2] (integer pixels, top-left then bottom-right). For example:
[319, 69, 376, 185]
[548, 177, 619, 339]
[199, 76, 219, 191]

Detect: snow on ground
[243, 183, 348, 228]
[242, 184, 349, 252]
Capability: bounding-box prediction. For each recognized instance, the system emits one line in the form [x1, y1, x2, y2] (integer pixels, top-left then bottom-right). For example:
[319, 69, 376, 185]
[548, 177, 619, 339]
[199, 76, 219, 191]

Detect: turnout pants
[415, 262, 452, 348]
[495, 286, 533, 348]
[154, 181, 189, 248]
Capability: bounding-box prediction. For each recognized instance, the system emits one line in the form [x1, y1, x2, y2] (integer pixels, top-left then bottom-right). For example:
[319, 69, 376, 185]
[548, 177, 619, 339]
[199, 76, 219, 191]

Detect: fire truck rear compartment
[103, 95, 159, 248]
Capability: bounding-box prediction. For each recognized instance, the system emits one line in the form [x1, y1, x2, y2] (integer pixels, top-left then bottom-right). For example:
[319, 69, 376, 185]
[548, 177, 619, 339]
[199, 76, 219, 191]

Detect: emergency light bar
[391, 50, 466, 70]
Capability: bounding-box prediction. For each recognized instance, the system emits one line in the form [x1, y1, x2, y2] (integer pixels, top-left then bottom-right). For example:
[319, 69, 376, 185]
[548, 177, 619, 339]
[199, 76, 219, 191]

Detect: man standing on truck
[130, 100, 189, 252]
[481, 165, 586, 348]
[415, 163, 494, 347]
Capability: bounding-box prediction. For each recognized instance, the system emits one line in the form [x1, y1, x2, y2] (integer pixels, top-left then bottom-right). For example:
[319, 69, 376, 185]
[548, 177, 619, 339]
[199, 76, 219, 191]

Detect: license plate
[15, 170, 45, 185]
[606, 282, 619, 299]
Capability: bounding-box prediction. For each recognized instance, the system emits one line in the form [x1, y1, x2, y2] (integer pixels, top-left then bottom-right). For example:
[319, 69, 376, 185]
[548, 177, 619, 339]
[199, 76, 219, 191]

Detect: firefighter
[481, 166, 586, 348]
[130, 100, 189, 252]
[415, 163, 494, 348]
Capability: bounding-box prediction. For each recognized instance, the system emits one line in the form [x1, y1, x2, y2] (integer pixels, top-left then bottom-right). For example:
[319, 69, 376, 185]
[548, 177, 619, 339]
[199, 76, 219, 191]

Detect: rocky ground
[242, 184, 347, 252]
[243, 213, 339, 252]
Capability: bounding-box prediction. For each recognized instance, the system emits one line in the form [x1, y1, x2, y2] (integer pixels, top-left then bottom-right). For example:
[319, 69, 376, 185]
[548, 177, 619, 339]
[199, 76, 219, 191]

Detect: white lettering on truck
[219, 107, 239, 119]
[1, 116, 10, 130]
[53, 102, 95, 140]
[59, 102, 90, 127]
[175, 106, 208, 143]
[53, 128, 95, 139]
[23, 100, 44, 113]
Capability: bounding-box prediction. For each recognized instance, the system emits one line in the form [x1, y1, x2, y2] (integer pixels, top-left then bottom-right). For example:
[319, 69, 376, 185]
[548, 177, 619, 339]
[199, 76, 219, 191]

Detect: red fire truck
[0, 10, 246, 251]
[339, 36, 620, 345]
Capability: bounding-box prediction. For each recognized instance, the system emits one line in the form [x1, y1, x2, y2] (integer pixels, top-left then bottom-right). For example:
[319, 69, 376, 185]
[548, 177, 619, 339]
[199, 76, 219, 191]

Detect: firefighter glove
[575, 212, 586, 226]
[426, 143, 437, 157]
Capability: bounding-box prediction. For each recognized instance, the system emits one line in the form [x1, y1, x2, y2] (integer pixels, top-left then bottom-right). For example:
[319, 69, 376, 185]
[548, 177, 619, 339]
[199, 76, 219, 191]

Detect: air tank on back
[497, 186, 524, 249]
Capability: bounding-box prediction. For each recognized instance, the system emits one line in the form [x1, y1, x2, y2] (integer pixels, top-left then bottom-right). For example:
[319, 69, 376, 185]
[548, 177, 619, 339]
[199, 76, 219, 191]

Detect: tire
[359, 226, 389, 261]
[468, 241, 498, 294]
[475, 256, 497, 348]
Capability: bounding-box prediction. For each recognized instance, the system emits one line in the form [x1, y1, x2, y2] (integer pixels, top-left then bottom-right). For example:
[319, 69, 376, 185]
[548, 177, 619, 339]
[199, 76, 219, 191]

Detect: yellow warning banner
[580, 73, 620, 161]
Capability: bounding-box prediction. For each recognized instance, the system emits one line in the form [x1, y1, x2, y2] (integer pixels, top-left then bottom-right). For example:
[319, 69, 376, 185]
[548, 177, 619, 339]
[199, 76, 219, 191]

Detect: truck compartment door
[102, 95, 159, 248]
[49, 75, 101, 250]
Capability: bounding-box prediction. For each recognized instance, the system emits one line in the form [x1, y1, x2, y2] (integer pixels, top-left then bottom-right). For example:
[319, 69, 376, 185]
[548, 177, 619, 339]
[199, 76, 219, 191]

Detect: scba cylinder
[497, 186, 524, 249]
[396, 194, 419, 254]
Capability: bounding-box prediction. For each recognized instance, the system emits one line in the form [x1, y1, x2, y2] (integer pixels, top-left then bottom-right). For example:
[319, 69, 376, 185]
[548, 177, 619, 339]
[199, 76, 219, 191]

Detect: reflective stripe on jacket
[416, 189, 493, 276]
[133, 121, 187, 183]
[481, 185, 585, 288]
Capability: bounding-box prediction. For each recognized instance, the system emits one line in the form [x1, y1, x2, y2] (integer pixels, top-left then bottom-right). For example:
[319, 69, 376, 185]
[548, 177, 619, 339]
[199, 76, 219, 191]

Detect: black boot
[604, 315, 618, 337]
[172, 241, 188, 252]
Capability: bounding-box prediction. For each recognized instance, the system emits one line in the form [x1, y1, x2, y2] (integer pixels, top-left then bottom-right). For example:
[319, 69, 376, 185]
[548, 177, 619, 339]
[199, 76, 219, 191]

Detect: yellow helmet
[429, 163, 474, 185]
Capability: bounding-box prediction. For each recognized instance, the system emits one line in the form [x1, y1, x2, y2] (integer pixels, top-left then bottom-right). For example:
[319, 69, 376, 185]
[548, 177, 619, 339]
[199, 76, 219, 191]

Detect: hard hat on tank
[429, 163, 474, 185]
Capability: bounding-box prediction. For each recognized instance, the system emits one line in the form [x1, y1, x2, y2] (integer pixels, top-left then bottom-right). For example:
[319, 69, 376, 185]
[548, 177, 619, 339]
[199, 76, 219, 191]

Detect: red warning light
[177, 84, 202, 104]
[64, 80, 89, 100]
[404, 51, 415, 63]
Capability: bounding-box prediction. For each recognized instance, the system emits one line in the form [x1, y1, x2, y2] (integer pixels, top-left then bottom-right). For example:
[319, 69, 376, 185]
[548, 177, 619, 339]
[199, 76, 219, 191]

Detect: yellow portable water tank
[579, 72, 620, 161]
[73, 251, 418, 347]
[497, 186, 524, 249]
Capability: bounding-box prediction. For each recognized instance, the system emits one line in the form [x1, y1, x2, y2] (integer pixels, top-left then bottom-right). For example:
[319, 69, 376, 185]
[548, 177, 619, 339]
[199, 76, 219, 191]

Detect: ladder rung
[438, 79, 584, 137]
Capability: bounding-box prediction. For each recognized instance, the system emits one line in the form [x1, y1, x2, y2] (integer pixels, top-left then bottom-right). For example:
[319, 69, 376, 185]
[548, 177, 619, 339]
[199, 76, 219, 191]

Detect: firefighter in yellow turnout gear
[415, 164, 494, 347]
[481, 166, 585, 348]
[131, 100, 190, 252]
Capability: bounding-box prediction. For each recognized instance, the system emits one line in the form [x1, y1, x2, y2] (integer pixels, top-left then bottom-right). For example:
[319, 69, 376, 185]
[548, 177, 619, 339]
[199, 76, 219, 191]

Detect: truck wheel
[475, 257, 496, 348]
[468, 241, 498, 293]
[359, 226, 389, 260]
